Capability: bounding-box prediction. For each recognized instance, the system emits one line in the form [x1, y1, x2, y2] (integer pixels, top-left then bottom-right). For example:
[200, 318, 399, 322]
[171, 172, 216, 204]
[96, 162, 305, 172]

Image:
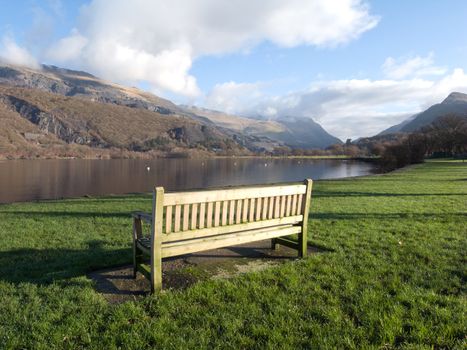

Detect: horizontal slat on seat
[164, 184, 306, 206]
[161, 215, 303, 243]
[161, 225, 301, 258]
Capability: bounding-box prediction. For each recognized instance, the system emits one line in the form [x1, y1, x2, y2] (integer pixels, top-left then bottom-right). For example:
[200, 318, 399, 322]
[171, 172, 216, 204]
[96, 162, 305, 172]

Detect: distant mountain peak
[377, 91, 467, 135]
[442, 91, 467, 104]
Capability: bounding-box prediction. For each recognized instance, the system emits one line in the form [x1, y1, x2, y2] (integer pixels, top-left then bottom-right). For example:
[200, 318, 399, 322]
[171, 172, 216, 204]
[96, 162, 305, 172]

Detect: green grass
[0, 160, 465, 349]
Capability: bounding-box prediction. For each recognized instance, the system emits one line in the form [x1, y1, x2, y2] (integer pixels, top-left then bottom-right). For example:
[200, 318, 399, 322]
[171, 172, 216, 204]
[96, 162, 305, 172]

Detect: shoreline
[0, 154, 379, 162]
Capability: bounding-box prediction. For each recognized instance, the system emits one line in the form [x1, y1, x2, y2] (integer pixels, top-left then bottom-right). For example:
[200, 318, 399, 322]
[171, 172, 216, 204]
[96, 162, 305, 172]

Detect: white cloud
[204, 82, 264, 114]
[46, 0, 378, 97]
[382, 53, 447, 79]
[204, 68, 467, 140]
[46, 29, 88, 62]
[0, 36, 40, 69]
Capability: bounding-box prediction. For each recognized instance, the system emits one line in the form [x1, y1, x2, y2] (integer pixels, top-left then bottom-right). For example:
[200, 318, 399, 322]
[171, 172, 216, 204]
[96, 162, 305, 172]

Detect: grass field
[0, 160, 465, 349]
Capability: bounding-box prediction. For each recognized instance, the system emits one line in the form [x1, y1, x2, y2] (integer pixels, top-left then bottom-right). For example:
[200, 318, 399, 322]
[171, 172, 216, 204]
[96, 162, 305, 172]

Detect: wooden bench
[132, 179, 313, 292]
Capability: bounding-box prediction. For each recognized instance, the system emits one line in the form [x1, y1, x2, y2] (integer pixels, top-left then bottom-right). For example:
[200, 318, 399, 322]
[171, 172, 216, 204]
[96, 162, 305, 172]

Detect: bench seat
[136, 223, 301, 258]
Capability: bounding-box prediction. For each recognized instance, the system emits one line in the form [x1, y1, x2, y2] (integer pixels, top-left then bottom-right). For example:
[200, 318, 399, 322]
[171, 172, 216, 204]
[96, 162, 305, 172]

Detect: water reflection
[0, 158, 375, 203]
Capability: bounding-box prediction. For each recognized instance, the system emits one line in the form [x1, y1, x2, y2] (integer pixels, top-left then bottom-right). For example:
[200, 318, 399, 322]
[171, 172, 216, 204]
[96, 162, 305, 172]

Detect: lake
[0, 158, 376, 203]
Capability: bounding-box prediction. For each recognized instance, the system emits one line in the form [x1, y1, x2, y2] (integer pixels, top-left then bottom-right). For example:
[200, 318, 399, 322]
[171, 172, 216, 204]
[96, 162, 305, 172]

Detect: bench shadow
[88, 240, 331, 303]
[0, 236, 332, 303]
[0, 240, 131, 285]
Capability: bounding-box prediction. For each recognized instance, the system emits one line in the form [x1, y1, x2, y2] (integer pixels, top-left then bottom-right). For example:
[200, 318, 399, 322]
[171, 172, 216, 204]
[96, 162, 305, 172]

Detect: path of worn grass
[0, 160, 465, 349]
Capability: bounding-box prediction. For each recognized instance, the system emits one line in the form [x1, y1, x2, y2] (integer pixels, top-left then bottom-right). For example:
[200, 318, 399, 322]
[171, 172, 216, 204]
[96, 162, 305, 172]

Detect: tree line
[378, 114, 467, 170]
[270, 114, 467, 171]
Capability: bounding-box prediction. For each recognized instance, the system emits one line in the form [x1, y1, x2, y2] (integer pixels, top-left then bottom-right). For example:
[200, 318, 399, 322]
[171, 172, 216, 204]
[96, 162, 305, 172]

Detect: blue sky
[1, 0, 467, 139]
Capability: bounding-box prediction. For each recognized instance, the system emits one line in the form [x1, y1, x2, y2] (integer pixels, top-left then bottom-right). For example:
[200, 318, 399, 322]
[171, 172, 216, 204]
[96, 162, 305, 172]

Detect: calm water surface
[0, 158, 375, 203]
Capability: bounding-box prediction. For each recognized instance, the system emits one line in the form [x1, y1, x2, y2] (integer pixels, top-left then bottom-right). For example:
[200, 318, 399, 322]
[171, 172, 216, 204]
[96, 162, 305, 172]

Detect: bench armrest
[131, 211, 152, 224]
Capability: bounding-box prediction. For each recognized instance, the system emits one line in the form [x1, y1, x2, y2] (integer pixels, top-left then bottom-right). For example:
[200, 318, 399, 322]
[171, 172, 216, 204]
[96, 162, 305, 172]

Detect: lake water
[0, 158, 376, 203]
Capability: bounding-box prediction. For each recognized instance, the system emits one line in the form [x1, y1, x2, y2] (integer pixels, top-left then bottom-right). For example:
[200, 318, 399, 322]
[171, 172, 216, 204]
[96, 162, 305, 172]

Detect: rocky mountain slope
[0, 64, 179, 114]
[0, 85, 251, 159]
[185, 106, 341, 149]
[0, 63, 341, 158]
[379, 92, 467, 135]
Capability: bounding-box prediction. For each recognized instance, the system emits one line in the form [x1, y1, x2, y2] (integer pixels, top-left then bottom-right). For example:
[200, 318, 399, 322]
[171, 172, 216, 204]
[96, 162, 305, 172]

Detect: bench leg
[150, 187, 164, 293]
[150, 248, 162, 293]
[271, 238, 279, 251]
[298, 230, 307, 258]
[133, 245, 144, 279]
[133, 241, 138, 278]
[132, 217, 143, 278]
[299, 178, 312, 258]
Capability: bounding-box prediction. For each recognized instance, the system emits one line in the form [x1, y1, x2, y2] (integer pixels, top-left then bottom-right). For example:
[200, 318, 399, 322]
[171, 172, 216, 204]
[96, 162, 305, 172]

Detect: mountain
[377, 114, 418, 135]
[273, 117, 342, 149]
[0, 64, 184, 114]
[184, 106, 341, 149]
[0, 63, 340, 158]
[379, 92, 467, 135]
[0, 85, 253, 159]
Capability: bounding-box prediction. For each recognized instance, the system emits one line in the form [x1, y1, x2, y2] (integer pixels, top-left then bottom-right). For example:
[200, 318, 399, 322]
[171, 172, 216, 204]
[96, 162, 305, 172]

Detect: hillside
[379, 92, 467, 135]
[0, 64, 180, 115]
[377, 114, 417, 135]
[185, 106, 341, 149]
[0, 86, 251, 159]
[0, 63, 341, 157]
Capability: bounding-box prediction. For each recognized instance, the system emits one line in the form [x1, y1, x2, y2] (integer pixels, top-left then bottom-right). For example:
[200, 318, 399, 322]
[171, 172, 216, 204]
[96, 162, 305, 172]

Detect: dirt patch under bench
[88, 239, 321, 304]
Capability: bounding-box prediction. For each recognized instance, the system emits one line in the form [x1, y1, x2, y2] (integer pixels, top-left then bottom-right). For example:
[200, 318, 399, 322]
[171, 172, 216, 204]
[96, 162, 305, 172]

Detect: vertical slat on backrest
[268, 196, 274, 219]
[249, 198, 255, 222]
[242, 199, 248, 222]
[296, 194, 303, 215]
[191, 203, 198, 230]
[183, 204, 190, 231]
[235, 199, 242, 224]
[206, 202, 213, 228]
[165, 206, 172, 233]
[229, 200, 236, 224]
[274, 196, 280, 218]
[286, 195, 292, 216]
[222, 201, 228, 226]
[262, 197, 268, 220]
[291, 194, 297, 215]
[214, 201, 221, 227]
[174, 205, 181, 232]
[280, 196, 286, 217]
[255, 198, 262, 221]
[199, 203, 206, 229]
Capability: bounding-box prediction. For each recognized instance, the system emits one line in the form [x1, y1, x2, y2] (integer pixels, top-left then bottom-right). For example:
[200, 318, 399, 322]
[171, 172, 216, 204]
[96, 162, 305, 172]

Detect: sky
[1, 0, 467, 140]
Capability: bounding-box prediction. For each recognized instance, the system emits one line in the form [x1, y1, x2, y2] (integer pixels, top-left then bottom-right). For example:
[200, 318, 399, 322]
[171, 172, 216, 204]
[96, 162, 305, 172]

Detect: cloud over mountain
[204, 63, 467, 140]
[44, 0, 378, 96]
[0, 36, 40, 69]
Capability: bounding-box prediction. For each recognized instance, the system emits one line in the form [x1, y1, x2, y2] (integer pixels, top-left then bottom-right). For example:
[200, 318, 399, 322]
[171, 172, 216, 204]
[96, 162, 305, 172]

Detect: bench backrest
[152, 180, 312, 243]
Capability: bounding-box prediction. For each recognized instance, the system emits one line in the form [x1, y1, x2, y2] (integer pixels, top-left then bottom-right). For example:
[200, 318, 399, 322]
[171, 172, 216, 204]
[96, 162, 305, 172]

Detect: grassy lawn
[0, 160, 465, 349]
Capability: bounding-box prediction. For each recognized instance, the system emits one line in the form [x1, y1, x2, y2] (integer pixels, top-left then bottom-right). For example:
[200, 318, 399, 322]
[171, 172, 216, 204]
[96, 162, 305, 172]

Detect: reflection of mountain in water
[0, 159, 375, 203]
